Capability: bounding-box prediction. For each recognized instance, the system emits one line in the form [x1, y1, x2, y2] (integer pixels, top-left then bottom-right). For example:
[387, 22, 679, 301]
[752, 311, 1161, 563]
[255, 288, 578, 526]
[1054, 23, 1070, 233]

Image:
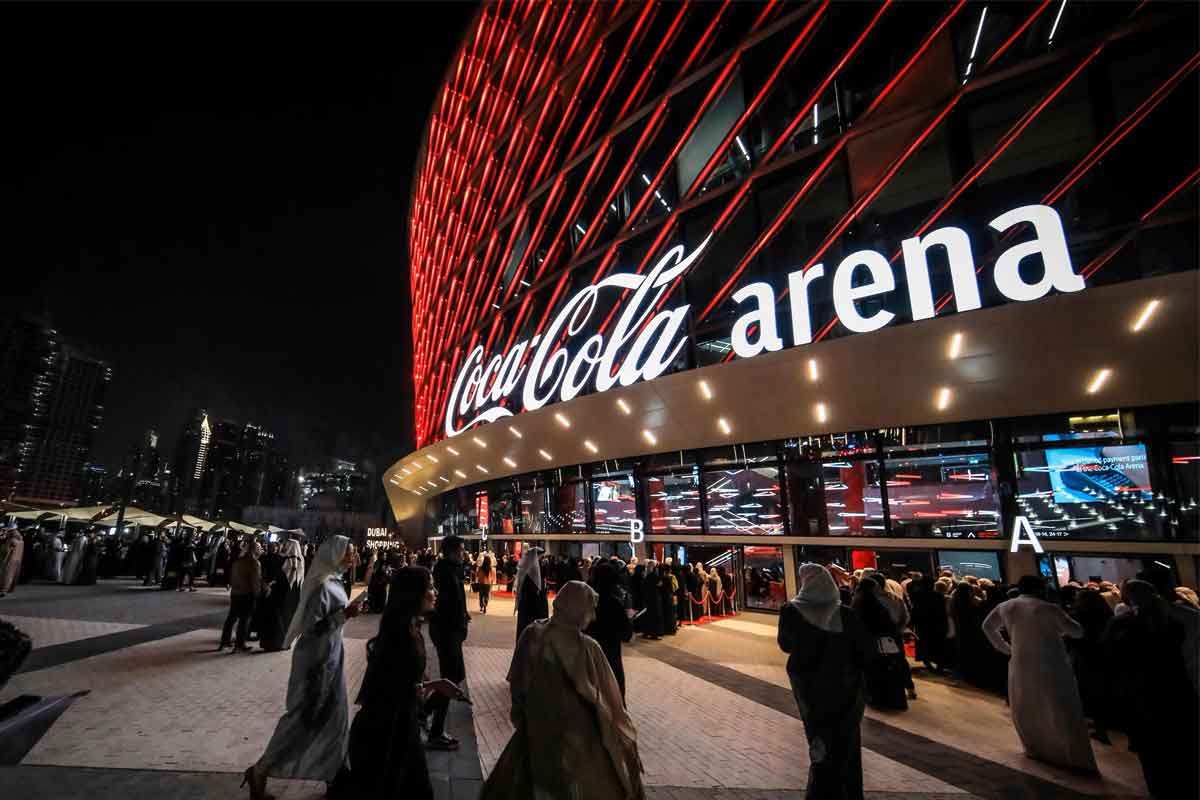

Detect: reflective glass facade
[434, 403, 1198, 544]
[409, 1, 1199, 447]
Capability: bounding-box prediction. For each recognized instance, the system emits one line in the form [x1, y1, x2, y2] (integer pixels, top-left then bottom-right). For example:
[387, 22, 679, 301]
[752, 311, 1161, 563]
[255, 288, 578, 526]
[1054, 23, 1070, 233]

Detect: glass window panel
[1012, 410, 1122, 443]
[822, 458, 883, 535]
[885, 452, 1001, 539]
[704, 466, 784, 535]
[1170, 443, 1200, 540]
[592, 473, 639, 534]
[786, 460, 827, 535]
[488, 484, 518, 535]
[743, 545, 786, 611]
[648, 469, 703, 533]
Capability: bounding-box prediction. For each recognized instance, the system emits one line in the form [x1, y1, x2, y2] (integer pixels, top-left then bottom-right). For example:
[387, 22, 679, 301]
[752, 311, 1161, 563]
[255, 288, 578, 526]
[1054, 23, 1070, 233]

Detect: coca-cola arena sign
[445, 204, 1084, 437]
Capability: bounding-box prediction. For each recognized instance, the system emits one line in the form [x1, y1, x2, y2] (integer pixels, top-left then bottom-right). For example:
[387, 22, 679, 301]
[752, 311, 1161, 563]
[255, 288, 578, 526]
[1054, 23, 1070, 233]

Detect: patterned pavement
[0, 580, 1150, 800]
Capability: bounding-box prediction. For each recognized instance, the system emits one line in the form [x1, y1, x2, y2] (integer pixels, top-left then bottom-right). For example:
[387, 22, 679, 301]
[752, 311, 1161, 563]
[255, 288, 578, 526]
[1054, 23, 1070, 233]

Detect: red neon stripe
[862, 0, 965, 119]
[686, 1, 831, 195]
[762, 0, 895, 165]
[1140, 165, 1200, 223]
[898, 42, 1107, 272]
[1046, 52, 1200, 206]
[985, 0, 1053, 68]
[697, 141, 847, 322]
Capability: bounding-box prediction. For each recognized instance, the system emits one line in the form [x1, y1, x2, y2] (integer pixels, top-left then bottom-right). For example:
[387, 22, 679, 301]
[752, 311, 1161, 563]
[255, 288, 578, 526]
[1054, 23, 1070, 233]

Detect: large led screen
[1016, 444, 1167, 540]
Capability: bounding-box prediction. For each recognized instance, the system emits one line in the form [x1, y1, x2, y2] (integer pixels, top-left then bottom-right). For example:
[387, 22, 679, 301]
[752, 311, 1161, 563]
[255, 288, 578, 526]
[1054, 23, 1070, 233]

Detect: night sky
[3, 2, 476, 476]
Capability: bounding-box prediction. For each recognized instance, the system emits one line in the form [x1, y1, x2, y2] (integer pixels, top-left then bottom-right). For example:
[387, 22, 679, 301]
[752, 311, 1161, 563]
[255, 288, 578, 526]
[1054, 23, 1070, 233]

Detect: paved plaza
[0, 580, 1149, 799]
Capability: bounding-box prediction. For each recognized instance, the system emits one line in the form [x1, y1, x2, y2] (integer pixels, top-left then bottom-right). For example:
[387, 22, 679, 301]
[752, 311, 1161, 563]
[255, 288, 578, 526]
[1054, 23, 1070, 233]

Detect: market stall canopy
[92, 508, 175, 528]
[180, 515, 216, 530]
[61, 505, 115, 522]
[8, 509, 53, 521]
[221, 521, 260, 535]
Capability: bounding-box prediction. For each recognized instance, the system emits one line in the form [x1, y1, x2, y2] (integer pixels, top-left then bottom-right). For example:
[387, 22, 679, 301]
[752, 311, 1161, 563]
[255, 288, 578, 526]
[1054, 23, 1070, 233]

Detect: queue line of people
[783, 562, 1198, 799]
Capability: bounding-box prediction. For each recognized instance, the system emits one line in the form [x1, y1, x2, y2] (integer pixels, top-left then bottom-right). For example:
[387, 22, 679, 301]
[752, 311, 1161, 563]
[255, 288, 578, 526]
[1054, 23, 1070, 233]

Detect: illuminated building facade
[387, 1, 1199, 609]
[0, 315, 111, 504]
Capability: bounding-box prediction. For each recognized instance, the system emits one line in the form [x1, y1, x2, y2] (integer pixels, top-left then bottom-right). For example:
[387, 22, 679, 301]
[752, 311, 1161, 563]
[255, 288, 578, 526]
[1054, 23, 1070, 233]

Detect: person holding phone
[346, 566, 466, 799]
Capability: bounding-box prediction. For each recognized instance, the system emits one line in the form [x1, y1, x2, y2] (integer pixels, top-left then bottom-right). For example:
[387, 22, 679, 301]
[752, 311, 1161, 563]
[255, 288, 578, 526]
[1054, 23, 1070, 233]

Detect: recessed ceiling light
[1131, 299, 1160, 332]
[472, 437, 487, 448]
[936, 387, 952, 411]
[454, 469, 467, 478]
[815, 402, 828, 423]
[807, 359, 819, 382]
[717, 417, 731, 435]
[476, 464, 489, 474]
[509, 427, 523, 439]
[439, 476, 449, 483]
[584, 440, 598, 453]
[426, 481, 437, 488]
[538, 449, 552, 461]
[643, 430, 657, 446]
[427, 454, 439, 464]
[1087, 368, 1111, 394]
[699, 380, 713, 400]
[616, 398, 631, 415]
[948, 332, 964, 359]
[503, 457, 516, 468]
[446, 446, 460, 456]
[554, 413, 571, 428]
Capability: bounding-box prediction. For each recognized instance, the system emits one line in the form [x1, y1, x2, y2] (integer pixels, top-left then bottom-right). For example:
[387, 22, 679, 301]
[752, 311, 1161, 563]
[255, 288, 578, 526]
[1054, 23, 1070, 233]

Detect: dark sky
[3, 2, 476, 476]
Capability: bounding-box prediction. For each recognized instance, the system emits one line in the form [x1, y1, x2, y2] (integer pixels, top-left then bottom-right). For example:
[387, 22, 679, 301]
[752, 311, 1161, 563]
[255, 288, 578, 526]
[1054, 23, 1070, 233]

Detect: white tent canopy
[5, 505, 285, 537]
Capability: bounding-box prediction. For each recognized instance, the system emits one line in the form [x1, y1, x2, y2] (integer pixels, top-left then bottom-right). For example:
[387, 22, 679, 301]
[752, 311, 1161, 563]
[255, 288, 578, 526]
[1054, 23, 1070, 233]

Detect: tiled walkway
[0, 580, 1151, 799]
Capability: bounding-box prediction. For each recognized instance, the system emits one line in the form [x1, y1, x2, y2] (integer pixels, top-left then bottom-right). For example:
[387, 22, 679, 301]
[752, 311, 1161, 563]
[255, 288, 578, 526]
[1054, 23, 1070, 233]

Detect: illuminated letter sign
[1009, 516, 1045, 553]
[443, 205, 1082, 438]
[630, 519, 644, 545]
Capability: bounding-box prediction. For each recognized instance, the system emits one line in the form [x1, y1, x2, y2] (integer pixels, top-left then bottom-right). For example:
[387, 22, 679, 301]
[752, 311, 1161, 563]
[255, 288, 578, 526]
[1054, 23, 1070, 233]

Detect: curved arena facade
[388, 0, 1200, 607]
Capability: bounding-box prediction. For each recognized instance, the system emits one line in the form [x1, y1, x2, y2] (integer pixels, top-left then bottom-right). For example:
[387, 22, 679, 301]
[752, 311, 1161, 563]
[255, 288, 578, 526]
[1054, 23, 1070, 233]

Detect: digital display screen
[936, 550, 1002, 581]
[1038, 445, 1151, 503]
[1016, 444, 1166, 540]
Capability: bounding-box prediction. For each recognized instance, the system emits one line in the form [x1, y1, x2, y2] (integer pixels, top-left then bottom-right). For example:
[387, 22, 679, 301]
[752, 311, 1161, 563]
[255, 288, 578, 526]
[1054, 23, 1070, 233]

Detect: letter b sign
[629, 520, 644, 545]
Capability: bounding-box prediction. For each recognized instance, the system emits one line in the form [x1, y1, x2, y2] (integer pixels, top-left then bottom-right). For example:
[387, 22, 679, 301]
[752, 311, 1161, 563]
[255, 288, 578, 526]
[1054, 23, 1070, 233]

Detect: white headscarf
[281, 539, 305, 588]
[514, 547, 543, 609]
[283, 535, 350, 649]
[790, 563, 843, 632]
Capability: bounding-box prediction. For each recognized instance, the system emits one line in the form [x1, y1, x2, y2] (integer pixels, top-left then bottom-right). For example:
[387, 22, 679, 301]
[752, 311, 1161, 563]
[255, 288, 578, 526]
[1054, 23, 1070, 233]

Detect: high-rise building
[0, 315, 111, 503]
[299, 459, 369, 512]
[170, 410, 290, 518]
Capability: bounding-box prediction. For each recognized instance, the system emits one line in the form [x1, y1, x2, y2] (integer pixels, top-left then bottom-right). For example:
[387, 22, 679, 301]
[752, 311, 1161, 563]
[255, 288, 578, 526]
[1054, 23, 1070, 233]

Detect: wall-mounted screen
[1015, 444, 1168, 540]
[936, 550, 1002, 582]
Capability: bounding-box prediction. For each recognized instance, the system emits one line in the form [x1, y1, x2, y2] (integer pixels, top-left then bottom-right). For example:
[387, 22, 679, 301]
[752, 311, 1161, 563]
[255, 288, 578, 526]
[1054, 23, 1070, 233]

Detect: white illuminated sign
[629, 519, 644, 545]
[1009, 515, 1045, 553]
[444, 204, 1082, 437]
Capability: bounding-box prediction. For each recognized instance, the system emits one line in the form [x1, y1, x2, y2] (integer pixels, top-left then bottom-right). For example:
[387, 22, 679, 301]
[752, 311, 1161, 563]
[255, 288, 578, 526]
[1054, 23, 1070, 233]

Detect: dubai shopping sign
[445, 204, 1084, 437]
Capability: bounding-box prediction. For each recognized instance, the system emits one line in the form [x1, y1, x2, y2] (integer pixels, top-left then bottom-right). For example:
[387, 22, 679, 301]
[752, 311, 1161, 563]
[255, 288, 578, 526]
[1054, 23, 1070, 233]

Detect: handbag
[876, 636, 901, 655]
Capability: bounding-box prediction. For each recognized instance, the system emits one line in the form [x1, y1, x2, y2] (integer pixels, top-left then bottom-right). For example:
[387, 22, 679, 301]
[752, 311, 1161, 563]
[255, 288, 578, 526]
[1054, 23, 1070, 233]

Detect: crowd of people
[6, 520, 1198, 799]
[240, 534, 649, 800]
[782, 563, 1199, 799]
[453, 549, 739, 634]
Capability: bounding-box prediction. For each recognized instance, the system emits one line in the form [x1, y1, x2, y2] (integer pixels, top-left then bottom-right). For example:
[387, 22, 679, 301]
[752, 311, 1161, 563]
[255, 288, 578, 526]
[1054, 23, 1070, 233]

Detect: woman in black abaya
[346, 566, 465, 799]
[256, 543, 288, 652]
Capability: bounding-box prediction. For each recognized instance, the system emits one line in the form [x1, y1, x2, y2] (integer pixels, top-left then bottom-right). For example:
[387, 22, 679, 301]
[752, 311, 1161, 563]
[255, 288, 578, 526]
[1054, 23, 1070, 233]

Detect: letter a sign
[1009, 515, 1044, 553]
